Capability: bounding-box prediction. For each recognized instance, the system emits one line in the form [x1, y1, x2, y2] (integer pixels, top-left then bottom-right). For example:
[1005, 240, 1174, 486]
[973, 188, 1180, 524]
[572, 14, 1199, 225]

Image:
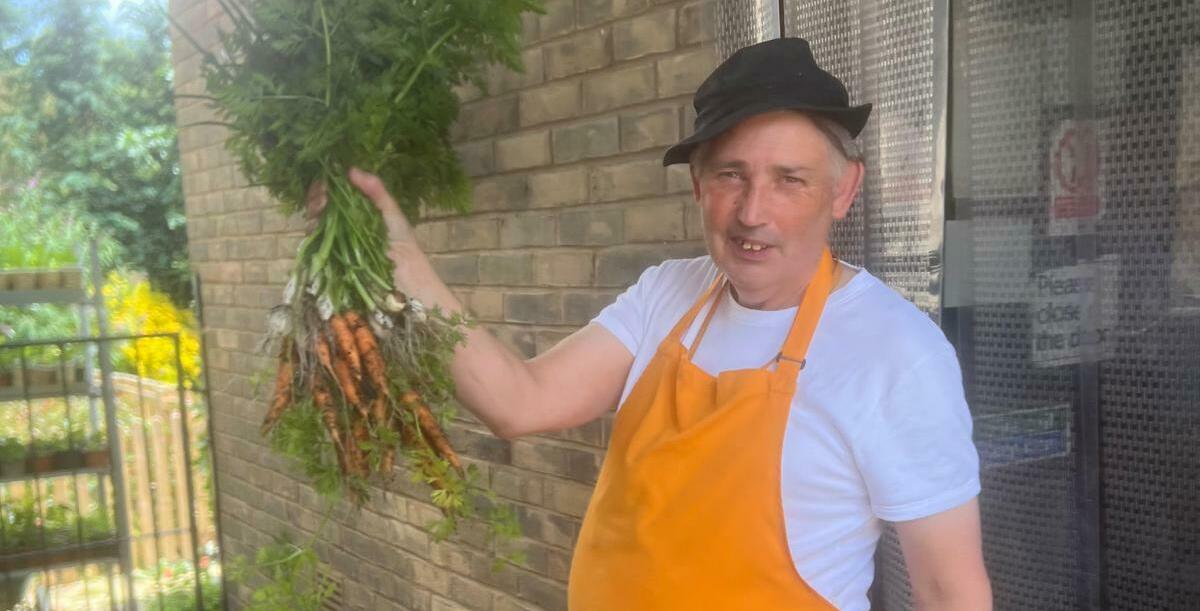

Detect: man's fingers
[348, 167, 411, 242]
[348, 167, 400, 214]
[304, 180, 328, 233]
[305, 180, 327, 217]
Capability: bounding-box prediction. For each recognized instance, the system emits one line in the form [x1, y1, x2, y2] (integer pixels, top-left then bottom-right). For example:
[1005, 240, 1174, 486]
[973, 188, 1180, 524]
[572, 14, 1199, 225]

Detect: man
[322, 37, 990, 610]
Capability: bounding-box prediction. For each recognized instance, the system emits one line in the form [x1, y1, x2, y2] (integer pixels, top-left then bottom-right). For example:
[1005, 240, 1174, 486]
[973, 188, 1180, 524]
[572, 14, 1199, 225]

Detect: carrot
[313, 332, 334, 373]
[389, 411, 450, 490]
[379, 446, 396, 477]
[395, 411, 420, 448]
[330, 356, 365, 415]
[402, 390, 463, 474]
[328, 314, 362, 382]
[354, 324, 389, 398]
[370, 396, 387, 428]
[343, 310, 367, 332]
[313, 377, 343, 450]
[352, 415, 370, 443]
[260, 343, 295, 435]
[348, 415, 372, 477]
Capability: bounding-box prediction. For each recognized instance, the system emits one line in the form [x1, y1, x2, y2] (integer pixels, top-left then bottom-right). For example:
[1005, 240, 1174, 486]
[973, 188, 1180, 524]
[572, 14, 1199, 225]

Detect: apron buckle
[777, 353, 806, 370]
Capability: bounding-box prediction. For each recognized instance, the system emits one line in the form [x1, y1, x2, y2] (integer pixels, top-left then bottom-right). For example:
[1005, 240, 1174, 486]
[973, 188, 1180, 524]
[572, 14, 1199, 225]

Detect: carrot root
[329, 314, 363, 382]
[260, 343, 295, 435]
[403, 390, 463, 474]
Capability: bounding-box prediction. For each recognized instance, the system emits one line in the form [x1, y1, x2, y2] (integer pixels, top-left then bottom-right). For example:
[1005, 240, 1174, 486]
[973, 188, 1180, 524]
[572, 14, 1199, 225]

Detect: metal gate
[1, 246, 223, 610]
[0, 332, 220, 610]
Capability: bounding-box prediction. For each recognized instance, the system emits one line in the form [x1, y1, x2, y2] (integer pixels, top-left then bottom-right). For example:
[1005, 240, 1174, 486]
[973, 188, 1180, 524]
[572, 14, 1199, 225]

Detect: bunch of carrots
[260, 309, 461, 488]
[173, 0, 532, 550]
[238, 167, 483, 518]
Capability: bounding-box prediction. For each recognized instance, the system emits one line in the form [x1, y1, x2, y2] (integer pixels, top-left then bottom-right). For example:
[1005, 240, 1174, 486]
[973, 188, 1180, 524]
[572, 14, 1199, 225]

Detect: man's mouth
[734, 237, 771, 252]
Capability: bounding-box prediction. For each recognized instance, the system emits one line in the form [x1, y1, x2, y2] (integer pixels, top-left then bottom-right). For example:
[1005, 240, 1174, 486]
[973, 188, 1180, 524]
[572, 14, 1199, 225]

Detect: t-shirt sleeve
[591, 263, 664, 356]
[852, 348, 981, 522]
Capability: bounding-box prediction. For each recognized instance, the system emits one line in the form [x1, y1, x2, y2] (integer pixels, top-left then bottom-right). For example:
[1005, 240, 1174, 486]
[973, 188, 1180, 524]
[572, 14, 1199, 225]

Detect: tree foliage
[0, 0, 190, 304]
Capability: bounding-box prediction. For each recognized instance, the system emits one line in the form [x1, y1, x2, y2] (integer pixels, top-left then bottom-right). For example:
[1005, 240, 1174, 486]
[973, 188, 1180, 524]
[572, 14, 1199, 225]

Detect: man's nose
[736, 180, 768, 227]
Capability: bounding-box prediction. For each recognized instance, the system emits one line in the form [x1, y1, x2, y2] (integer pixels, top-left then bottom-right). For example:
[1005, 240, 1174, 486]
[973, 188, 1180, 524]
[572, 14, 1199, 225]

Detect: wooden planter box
[0, 460, 24, 478]
[26, 453, 56, 473]
[40, 449, 109, 472]
[0, 539, 119, 573]
[0, 449, 109, 482]
[0, 365, 85, 387]
[0, 270, 36, 291]
[0, 268, 83, 292]
[0, 364, 88, 400]
[80, 449, 109, 469]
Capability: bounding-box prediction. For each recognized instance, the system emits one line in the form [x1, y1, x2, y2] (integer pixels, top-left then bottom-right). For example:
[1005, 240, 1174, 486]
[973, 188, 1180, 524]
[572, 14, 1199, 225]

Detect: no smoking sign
[1049, 120, 1103, 236]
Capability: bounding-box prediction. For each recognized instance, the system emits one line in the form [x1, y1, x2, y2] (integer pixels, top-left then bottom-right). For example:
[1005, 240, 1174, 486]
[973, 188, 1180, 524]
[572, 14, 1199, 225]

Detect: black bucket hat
[662, 37, 872, 166]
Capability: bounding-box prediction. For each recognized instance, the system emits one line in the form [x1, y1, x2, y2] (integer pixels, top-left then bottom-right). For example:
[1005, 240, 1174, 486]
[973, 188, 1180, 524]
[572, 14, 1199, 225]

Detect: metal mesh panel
[714, 0, 780, 60]
[786, 0, 941, 313]
[953, 0, 1200, 609]
[952, 1, 1082, 608]
[783, 2, 868, 269]
[1093, 0, 1200, 606]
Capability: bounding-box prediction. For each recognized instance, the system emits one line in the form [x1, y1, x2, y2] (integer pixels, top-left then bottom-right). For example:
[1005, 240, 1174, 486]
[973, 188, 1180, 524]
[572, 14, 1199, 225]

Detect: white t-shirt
[592, 256, 980, 611]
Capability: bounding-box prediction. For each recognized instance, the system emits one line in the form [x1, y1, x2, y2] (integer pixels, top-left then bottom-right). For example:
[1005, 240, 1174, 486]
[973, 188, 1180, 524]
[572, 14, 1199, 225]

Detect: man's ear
[690, 165, 703, 201]
[831, 160, 864, 220]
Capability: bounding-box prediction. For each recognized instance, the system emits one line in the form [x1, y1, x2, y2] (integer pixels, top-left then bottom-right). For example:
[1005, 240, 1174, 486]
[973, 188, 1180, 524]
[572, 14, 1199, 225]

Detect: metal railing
[0, 333, 218, 610]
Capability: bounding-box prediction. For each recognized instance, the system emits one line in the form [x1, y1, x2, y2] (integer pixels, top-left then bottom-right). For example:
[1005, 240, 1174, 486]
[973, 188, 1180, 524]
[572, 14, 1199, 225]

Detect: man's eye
[717, 171, 741, 180]
[783, 176, 805, 185]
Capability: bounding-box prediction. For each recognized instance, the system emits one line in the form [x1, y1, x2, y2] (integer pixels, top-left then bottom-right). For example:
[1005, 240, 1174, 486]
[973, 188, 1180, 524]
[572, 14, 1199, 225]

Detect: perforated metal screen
[715, 0, 1200, 609]
[1091, 1, 1200, 606]
[951, 0, 1199, 608]
[786, 0, 944, 315]
[949, 1, 1084, 608]
[714, 0, 780, 59]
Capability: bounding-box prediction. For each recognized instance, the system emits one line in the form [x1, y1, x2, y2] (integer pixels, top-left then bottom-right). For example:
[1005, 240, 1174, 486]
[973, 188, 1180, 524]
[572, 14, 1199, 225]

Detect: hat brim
[662, 100, 873, 167]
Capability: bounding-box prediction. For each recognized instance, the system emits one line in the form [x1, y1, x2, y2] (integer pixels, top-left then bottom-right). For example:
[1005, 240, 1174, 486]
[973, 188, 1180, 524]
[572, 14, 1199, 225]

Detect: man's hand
[305, 168, 429, 300]
[305, 168, 458, 312]
[895, 497, 992, 611]
[303, 178, 327, 233]
[305, 168, 417, 245]
[345, 167, 419, 247]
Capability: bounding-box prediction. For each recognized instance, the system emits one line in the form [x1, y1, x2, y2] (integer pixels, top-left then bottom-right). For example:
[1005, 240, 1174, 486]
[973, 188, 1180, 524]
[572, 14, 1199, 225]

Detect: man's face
[690, 110, 862, 309]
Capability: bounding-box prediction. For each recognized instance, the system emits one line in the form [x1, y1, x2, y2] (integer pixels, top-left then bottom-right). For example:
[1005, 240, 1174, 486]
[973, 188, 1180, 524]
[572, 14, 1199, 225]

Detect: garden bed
[0, 449, 109, 482]
[0, 364, 90, 401]
[0, 498, 116, 572]
[0, 268, 83, 292]
[0, 268, 86, 306]
[0, 539, 120, 573]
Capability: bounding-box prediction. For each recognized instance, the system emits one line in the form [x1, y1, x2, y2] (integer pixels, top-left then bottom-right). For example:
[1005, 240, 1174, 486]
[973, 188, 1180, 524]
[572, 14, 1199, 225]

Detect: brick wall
[170, 0, 716, 609]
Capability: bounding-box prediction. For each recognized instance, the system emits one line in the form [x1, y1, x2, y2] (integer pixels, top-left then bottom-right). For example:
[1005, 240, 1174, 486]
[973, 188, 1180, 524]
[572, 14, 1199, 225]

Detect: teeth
[739, 240, 765, 252]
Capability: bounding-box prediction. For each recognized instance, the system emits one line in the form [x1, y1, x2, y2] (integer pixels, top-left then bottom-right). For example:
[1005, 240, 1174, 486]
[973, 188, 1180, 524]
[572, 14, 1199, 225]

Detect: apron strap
[668, 249, 837, 377]
[666, 273, 726, 344]
[687, 277, 727, 359]
[775, 249, 837, 379]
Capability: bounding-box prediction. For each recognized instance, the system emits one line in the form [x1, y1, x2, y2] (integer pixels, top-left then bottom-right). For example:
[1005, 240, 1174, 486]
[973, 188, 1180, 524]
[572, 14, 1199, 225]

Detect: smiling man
[323, 37, 990, 611]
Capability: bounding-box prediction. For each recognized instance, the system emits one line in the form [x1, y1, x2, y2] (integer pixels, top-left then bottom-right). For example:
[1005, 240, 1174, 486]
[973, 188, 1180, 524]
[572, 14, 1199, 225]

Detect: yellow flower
[104, 272, 201, 387]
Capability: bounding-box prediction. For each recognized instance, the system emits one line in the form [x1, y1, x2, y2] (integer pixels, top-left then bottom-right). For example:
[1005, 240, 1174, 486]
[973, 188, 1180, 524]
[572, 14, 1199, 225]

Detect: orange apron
[568, 249, 839, 611]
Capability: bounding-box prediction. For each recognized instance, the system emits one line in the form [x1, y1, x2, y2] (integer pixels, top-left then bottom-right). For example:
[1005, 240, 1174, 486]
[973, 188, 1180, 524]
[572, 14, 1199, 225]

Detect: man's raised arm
[335, 168, 635, 439]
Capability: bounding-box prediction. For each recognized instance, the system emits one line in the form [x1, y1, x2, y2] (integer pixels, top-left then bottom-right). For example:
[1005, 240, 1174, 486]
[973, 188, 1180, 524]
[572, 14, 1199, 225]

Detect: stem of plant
[318, 0, 332, 107]
[393, 24, 461, 106]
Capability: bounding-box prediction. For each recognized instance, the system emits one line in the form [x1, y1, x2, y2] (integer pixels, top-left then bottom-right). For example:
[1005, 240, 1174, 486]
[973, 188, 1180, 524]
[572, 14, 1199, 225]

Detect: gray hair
[810, 115, 863, 165]
[688, 111, 863, 178]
